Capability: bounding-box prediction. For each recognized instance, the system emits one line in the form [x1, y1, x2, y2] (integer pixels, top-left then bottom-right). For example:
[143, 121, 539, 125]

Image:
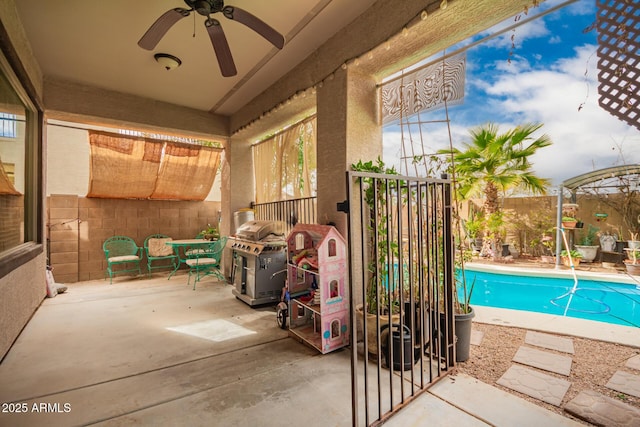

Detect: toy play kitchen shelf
[286, 224, 349, 354]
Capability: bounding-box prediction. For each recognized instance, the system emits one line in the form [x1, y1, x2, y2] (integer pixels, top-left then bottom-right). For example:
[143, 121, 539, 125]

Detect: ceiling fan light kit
[154, 53, 182, 70]
[138, 0, 285, 77]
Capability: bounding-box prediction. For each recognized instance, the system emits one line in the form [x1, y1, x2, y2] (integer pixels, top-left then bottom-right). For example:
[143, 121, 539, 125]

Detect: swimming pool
[459, 265, 640, 327]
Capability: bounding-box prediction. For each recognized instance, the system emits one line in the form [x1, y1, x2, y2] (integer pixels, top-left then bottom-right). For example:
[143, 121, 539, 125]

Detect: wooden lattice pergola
[597, 0, 640, 131]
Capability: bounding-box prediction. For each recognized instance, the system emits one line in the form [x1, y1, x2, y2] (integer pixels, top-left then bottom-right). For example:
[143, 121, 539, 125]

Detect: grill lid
[235, 220, 283, 242]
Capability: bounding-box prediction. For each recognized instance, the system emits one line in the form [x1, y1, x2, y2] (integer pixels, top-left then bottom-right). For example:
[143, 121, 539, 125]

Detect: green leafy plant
[464, 211, 484, 240]
[578, 225, 599, 246]
[198, 224, 220, 240]
[351, 157, 404, 315]
[626, 249, 640, 264]
[560, 249, 583, 259]
[541, 235, 555, 256]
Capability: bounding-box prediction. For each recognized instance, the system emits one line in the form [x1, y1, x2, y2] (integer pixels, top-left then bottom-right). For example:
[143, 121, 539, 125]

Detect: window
[0, 112, 16, 138]
[331, 319, 340, 339]
[0, 47, 42, 276]
[328, 238, 337, 257]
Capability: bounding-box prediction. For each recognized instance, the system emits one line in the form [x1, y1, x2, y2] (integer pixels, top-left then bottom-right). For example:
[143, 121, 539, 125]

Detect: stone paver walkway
[606, 371, 640, 398]
[470, 329, 484, 346]
[565, 390, 640, 427]
[497, 365, 571, 406]
[472, 326, 640, 426]
[525, 331, 575, 354]
[513, 346, 573, 376]
[626, 355, 640, 370]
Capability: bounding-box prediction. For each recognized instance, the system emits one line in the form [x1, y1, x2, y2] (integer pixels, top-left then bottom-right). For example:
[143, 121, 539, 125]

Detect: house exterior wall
[0, 0, 46, 360]
[0, 253, 46, 359]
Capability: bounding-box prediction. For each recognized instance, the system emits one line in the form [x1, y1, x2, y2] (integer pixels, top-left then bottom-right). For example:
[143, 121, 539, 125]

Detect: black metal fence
[345, 171, 455, 426]
[252, 197, 317, 236]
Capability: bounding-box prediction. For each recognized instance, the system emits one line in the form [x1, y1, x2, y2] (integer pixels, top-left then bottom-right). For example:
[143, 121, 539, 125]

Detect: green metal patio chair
[144, 234, 179, 276]
[185, 236, 227, 290]
[103, 236, 142, 284]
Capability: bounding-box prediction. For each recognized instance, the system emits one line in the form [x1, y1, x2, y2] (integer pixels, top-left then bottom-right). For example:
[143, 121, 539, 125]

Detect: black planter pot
[454, 307, 475, 362]
[380, 323, 421, 371]
[501, 244, 511, 257]
[434, 307, 476, 363]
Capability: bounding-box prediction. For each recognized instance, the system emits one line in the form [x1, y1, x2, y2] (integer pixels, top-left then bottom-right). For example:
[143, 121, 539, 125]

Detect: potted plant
[560, 249, 583, 267]
[561, 202, 579, 229]
[625, 248, 640, 275]
[351, 158, 404, 357]
[198, 224, 220, 241]
[627, 232, 640, 250]
[561, 216, 578, 229]
[452, 262, 475, 362]
[540, 235, 555, 263]
[575, 225, 599, 262]
[464, 212, 484, 252]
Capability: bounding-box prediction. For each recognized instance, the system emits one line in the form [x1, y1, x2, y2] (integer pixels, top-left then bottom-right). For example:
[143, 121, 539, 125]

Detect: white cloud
[485, 44, 640, 185]
[383, 43, 640, 187]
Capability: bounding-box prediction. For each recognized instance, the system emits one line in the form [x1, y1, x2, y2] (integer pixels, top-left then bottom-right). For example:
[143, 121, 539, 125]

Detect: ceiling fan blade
[138, 8, 190, 50]
[222, 6, 285, 49]
[205, 19, 237, 77]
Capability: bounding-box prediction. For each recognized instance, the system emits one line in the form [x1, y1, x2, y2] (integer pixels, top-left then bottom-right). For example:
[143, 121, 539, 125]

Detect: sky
[382, 0, 640, 189]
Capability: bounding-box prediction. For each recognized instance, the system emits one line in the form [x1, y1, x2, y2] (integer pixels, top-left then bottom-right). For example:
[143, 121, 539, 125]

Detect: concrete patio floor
[0, 272, 612, 426]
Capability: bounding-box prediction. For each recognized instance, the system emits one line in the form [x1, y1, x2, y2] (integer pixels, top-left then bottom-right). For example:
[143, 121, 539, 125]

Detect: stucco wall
[0, 253, 45, 359]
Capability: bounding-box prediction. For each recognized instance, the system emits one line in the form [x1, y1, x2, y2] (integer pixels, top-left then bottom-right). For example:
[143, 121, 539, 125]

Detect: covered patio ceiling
[10, 0, 535, 139]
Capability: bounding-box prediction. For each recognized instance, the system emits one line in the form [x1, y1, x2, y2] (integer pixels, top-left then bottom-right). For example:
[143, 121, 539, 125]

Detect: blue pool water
[459, 268, 640, 327]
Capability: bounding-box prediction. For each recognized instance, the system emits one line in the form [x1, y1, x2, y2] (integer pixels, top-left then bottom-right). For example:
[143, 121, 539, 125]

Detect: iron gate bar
[345, 171, 455, 426]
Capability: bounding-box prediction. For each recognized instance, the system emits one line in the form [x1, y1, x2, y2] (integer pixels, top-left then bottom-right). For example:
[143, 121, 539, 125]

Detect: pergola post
[555, 186, 563, 269]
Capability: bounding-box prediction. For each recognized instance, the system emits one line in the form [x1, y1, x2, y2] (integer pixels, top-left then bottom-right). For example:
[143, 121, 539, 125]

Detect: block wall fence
[46, 193, 628, 283]
[47, 195, 221, 283]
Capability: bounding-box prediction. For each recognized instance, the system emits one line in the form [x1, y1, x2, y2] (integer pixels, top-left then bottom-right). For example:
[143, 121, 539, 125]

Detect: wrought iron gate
[342, 171, 456, 426]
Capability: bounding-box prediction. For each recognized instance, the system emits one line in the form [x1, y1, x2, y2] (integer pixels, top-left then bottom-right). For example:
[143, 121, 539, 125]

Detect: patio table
[165, 239, 217, 279]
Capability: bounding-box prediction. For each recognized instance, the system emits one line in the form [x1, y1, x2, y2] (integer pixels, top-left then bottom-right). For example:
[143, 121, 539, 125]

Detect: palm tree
[440, 122, 552, 257]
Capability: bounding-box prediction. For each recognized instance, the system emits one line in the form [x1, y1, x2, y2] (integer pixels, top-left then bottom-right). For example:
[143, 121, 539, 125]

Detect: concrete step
[429, 373, 581, 426]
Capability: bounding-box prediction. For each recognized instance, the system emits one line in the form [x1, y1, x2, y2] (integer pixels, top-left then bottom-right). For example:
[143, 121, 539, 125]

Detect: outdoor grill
[229, 220, 287, 306]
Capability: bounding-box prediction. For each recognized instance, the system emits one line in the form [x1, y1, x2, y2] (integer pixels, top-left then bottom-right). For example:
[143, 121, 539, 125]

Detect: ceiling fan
[138, 0, 285, 77]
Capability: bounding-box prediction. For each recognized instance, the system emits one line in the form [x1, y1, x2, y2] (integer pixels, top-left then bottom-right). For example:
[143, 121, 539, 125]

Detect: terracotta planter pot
[540, 255, 555, 264]
[625, 262, 640, 276]
[355, 304, 400, 356]
[561, 256, 580, 267]
[561, 221, 577, 229]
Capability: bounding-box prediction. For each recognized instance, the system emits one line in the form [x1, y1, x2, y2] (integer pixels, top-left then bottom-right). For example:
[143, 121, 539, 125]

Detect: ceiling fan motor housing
[184, 0, 225, 16]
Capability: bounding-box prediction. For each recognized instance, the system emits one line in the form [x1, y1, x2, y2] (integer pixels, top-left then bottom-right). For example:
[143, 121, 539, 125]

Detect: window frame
[0, 39, 44, 279]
